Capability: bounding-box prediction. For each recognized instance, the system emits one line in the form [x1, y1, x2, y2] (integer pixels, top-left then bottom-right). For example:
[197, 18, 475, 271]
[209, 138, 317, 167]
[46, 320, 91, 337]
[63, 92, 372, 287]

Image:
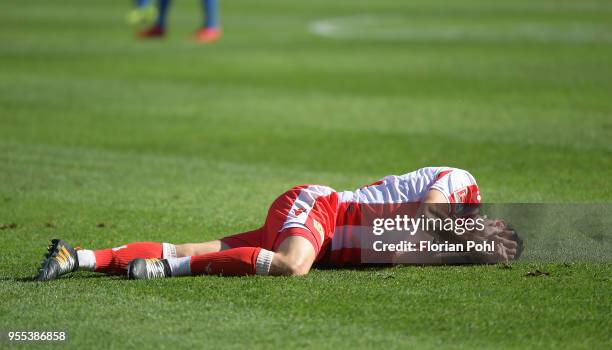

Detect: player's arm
[396, 189, 477, 264]
[417, 189, 459, 242]
[397, 189, 518, 264]
[417, 189, 484, 245]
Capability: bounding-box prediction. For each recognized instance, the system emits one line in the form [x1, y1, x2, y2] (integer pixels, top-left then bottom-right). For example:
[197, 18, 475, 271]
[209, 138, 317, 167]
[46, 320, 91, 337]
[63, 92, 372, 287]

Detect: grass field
[1, 0, 611, 348]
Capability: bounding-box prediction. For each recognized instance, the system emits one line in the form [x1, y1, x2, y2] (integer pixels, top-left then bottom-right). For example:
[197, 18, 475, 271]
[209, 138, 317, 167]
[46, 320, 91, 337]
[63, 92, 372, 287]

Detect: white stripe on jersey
[338, 167, 453, 205]
[281, 185, 335, 232]
[332, 166, 478, 253]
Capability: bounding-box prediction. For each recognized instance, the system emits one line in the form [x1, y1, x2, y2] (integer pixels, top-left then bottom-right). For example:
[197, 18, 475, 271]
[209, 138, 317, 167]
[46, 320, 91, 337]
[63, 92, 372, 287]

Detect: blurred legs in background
[138, 0, 222, 43]
[154, 0, 171, 29]
[136, 0, 151, 8]
[203, 0, 219, 29]
[195, 0, 223, 43]
[127, 0, 157, 25]
[137, 0, 170, 38]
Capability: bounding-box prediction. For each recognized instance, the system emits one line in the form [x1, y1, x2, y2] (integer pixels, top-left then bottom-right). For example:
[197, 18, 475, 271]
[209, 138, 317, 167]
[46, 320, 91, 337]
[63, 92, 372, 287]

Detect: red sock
[189, 247, 265, 276]
[94, 242, 163, 275]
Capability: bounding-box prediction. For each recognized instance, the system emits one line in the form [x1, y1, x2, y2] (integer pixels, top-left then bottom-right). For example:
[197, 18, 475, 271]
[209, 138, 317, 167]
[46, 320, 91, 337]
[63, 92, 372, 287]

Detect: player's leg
[174, 240, 229, 257]
[37, 239, 178, 281]
[195, 0, 222, 43]
[128, 228, 317, 279]
[128, 186, 326, 279]
[37, 226, 264, 281]
[187, 234, 316, 276]
[203, 0, 219, 29]
[268, 236, 316, 276]
[171, 227, 264, 257]
[138, 0, 170, 38]
[80, 241, 176, 275]
[155, 0, 171, 28]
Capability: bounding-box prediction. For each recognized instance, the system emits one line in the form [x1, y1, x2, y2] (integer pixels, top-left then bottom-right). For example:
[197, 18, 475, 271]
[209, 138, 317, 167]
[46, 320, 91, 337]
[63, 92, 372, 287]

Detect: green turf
[0, 0, 611, 348]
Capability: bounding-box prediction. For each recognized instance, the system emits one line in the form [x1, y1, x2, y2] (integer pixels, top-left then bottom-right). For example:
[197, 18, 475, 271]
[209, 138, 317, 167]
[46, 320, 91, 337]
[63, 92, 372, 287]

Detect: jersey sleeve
[430, 169, 481, 204]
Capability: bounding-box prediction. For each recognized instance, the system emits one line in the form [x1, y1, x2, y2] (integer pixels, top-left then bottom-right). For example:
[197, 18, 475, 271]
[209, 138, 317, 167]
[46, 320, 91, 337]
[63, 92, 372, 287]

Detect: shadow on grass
[0, 274, 123, 283]
[313, 262, 512, 271]
[1, 263, 520, 284]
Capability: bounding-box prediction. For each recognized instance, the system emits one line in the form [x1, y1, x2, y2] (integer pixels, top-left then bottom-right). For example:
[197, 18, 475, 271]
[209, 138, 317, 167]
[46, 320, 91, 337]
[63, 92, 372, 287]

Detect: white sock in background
[77, 250, 96, 271]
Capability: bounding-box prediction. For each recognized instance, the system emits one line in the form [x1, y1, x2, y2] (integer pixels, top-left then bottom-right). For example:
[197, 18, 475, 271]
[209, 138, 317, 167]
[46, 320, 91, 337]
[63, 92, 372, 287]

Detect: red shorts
[220, 185, 339, 261]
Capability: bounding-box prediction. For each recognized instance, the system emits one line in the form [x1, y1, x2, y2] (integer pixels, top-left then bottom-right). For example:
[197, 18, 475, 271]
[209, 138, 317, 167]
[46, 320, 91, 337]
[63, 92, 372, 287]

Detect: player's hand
[471, 218, 518, 263]
[472, 238, 509, 263]
[473, 217, 505, 238]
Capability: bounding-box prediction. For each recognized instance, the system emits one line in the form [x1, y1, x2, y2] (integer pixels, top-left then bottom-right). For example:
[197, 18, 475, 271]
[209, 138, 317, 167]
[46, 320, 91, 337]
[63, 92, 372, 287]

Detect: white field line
[309, 14, 612, 44]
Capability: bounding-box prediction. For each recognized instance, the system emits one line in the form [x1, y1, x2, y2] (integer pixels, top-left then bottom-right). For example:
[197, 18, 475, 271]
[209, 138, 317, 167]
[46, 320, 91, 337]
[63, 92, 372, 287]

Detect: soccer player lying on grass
[36, 167, 522, 281]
